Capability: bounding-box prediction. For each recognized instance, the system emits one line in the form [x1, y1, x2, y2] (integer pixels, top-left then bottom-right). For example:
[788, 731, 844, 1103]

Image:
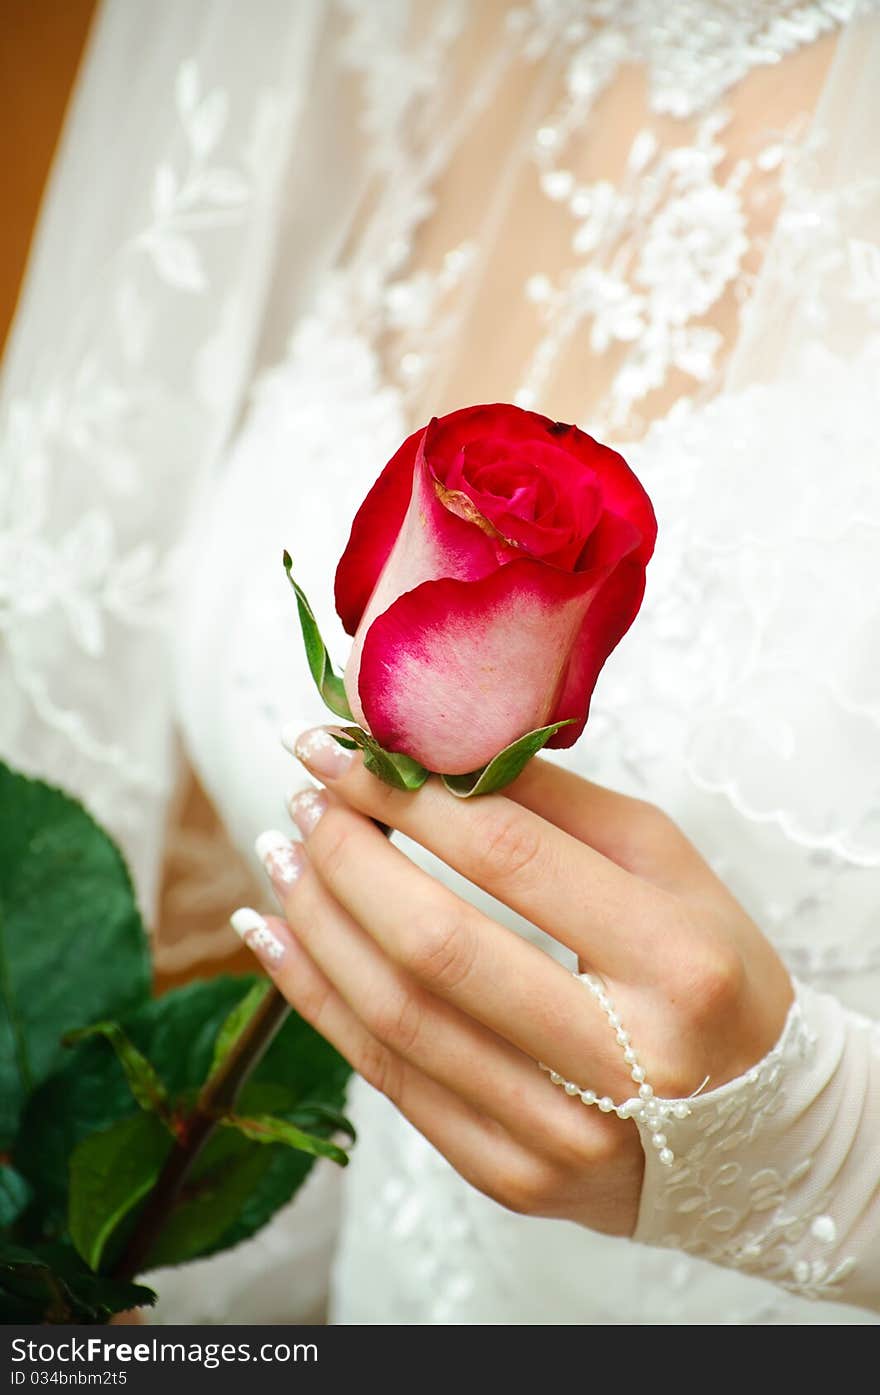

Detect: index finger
[287, 725, 672, 980]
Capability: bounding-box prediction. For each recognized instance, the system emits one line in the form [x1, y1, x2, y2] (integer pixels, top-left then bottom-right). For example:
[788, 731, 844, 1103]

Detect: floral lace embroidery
[518, 109, 760, 429]
[636, 991, 861, 1301]
[331, 0, 867, 439]
[512, 0, 855, 118]
[515, 0, 869, 431]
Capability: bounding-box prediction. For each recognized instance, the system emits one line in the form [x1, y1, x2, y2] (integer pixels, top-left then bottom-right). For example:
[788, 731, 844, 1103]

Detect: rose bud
[333, 403, 656, 778]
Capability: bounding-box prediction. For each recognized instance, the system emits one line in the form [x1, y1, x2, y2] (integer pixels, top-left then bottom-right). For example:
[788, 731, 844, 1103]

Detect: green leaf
[139, 1135, 272, 1270]
[0, 1164, 31, 1229]
[18, 976, 351, 1264]
[236, 1081, 297, 1114]
[53, 1265, 156, 1322]
[0, 1240, 155, 1323]
[209, 980, 272, 1076]
[440, 720, 576, 798]
[283, 551, 353, 720]
[16, 977, 257, 1233]
[68, 1113, 172, 1271]
[63, 1021, 171, 1122]
[142, 1103, 353, 1270]
[220, 1112, 349, 1166]
[288, 1102, 357, 1144]
[0, 1241, 71, 1321]
[333, 726, 429, 791]
[0, 761, 150, 1148]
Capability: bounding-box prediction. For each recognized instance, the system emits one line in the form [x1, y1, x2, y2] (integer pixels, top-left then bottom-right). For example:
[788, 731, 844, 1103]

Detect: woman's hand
[235, 726, 794, 1239]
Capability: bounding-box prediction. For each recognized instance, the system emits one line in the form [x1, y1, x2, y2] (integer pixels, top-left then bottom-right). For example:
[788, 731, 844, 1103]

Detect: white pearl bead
[616, 1103, 631, 1119]
[607, 1012, 621, 1028]
[673, 1102, 690, 1119]
[623, 1048, 637, 1065]
[651, 1132, 667, 1148]
[810, 1215, 837, 1244]
[564, 1081, 579, 1095]
[598, 1096, 614, 1113]
[581, 1089, 596, 1105]
[550, 1072, 562, 1086]
[638, 1083, 654, 1100]
[616, 1030, 630, 1045]
[631, 1065, 646, 1083]
[659, 1147, 674, 1166]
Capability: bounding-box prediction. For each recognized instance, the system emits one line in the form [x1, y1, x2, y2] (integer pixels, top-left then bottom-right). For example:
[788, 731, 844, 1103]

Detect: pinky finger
[232, 908, 547, 1212]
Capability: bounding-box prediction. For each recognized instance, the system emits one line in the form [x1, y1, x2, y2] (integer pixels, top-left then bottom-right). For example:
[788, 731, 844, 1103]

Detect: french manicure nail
[292, 726, 354, 779]
[287, 785, 329, 836]
[230, 907, 289, 966]
[254, 829, 305, 888]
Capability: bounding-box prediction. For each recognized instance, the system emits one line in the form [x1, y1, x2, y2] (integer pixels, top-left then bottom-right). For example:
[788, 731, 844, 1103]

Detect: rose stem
[111, 985, 291, 1281]
[114, 819, 391, 1282]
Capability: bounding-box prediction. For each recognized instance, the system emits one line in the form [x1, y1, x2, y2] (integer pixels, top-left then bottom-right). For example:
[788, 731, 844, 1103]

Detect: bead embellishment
[539, 971, 709, 1168]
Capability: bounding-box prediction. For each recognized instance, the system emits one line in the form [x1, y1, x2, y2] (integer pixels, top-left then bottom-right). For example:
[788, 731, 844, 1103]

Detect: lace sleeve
[631, 979, 880, 1312]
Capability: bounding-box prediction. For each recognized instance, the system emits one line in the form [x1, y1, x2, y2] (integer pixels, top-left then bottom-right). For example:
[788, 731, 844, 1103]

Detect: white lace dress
[165, 1, 880, 1324]
[3, 0, 879, 1325]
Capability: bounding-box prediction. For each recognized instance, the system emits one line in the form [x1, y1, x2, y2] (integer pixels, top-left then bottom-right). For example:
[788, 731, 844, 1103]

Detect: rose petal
[356, 559, 612, 773]
[334, 425, 424, 636]
[544, 555, 648, 749]
[342, 436, 508, 726]
[424, 404, 657, 568]
[576, 509, 642, 572]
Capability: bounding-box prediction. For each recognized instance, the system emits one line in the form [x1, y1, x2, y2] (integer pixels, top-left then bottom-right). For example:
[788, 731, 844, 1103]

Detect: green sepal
[282, 550, 353, 720]
[331, 727, 429, 791]
[219, 1113, 350, 1167]
[63, 1021, 172, 1125]
[440, 720, 575, 798]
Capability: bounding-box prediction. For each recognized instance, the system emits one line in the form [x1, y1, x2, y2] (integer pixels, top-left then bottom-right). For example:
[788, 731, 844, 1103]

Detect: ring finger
[236, 911, 551, 1209]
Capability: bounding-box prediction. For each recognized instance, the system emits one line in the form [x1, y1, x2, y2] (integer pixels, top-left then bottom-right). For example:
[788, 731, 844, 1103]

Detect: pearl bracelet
[539, 971, 704, 1169]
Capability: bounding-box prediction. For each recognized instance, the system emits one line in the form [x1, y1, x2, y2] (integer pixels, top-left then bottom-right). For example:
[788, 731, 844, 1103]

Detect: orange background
[1, 0, 97, 355]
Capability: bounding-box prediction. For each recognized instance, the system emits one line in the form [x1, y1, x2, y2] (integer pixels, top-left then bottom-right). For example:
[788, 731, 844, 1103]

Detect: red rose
[333, 403, 656, 777]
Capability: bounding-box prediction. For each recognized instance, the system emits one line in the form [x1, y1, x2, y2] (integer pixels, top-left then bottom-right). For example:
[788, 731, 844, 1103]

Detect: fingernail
[285, 725, 355, 779]
[254, 829, 305, 889]
[287, 785, 329, 836]
[230, 907, 289, 967]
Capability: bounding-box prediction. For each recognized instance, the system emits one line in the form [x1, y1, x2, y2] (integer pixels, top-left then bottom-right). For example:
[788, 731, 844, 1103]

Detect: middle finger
[289, 728, 668, 978]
